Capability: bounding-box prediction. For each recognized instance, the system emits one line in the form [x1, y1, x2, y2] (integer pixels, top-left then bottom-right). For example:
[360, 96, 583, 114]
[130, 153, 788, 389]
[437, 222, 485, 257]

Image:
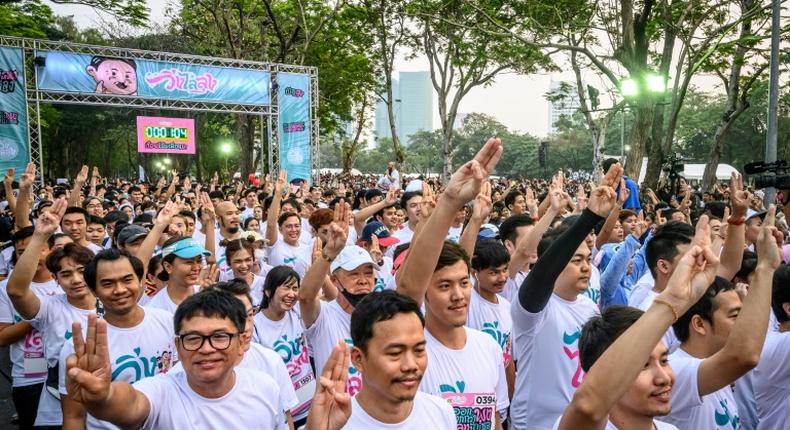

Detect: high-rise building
[547, 79, 582, 134]
[375, 71, 433, 146]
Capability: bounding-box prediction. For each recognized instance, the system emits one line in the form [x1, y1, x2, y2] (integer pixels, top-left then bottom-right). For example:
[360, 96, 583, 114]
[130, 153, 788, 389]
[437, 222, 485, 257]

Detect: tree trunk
[625, 103, 654, 182]
[235, 114, 256, 179]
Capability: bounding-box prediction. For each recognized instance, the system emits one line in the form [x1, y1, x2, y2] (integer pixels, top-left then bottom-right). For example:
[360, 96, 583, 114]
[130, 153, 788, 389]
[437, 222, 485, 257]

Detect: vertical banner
[278, 73, 311, 183]
[0, 47, 30, 175]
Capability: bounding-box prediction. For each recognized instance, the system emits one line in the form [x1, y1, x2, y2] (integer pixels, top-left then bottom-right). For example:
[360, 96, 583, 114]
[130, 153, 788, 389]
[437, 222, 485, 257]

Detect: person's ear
[690, 315, 707, 337]
[657, 259, 671, 276]
[350, 346, 364, 372]
[782, 302, 790, 320]
[162, 260, 174, 274]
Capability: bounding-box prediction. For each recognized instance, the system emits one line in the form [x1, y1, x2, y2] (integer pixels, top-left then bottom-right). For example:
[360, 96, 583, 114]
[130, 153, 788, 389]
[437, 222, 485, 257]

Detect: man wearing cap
[299, 203, 376, 396]
[745, 209, 766, 251]
[145, 236, 212, 314]
[358, 221, 400, 292]
[116, 224, 149, 256]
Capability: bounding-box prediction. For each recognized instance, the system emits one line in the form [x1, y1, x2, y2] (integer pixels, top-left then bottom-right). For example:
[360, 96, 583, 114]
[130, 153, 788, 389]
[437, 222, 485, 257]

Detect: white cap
[330, 245, 377, 273]
[405, 179, 423, 193]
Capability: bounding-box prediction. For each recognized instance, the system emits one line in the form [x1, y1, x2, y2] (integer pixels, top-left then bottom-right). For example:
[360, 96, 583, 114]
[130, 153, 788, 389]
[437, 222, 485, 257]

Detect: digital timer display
[144, 126, 189, 141]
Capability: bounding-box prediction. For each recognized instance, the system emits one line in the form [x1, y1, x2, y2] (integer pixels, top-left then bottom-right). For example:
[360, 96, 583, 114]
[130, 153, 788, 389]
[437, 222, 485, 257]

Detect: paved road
[0, 346, 17, 429]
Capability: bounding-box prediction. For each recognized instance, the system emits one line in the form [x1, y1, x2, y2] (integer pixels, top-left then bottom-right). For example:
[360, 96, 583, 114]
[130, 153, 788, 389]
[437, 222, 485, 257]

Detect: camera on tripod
[744, 160, 790, 190]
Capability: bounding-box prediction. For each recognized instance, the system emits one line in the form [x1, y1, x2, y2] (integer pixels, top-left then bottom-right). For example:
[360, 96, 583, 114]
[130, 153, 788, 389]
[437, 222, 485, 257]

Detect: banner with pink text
[137, 116, 196, 154]
[36, 51, 270, 105]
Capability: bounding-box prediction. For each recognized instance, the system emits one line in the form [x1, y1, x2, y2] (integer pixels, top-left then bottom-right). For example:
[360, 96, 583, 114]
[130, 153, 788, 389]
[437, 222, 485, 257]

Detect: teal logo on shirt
[714, 399, 739, 429]
[482, 321, 508, 351]
[440, 380, 466, 393]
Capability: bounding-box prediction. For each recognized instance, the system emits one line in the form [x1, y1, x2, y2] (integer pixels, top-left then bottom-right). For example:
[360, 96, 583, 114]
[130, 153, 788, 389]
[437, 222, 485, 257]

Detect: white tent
[630, 157, 739, 183]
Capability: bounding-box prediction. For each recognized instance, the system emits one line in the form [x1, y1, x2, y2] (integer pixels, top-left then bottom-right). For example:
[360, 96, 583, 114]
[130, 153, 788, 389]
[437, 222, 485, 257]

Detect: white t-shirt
[86, 242, 104, 254]
[635, 291, 679, 353]
[551, 416, 678, 429]
[467, 288, 513, 367]
[388, 225, 415, 258]
[58, 307, 177, 430]
[267, 240, 311, 279]
[446, 224, 463, 243]
[28, 294, 96, 426]
[501, 271, 526, 304]
[420, 327, 509, 427]
[133, 367, 287, 429]
[144, 285, 200, 314]
[509, 292, 600, 430]
[0, 279, 61, 387]
[304, 300, 361, 396]
[252, 309, 315, 420]
[663, 348, 738, 429]
[753, 330, 790, 429]
[374, 257, 395, 292]
[627, 272, 655, 308]
[342, 391, 456, 429]
[217, 272, 266, 309]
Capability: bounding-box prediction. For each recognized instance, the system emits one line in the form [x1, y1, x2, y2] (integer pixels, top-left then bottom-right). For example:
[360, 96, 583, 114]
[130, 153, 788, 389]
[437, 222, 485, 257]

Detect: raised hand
[728, 172, 750, 219]
[19, 163, 35, 191]
[198, 192, 216, 224]
[659, 216, 719, 313]
[324, 200, 349, 258]
[75, 165, 89, 185]
[369, 235, 383, 263]
[525, 186, 539, 216]
[442, 138, 503, 207]
[384, 189, 398, 206]
[306, 341, 352, 430]
[34, 198, 67, 237]
[587, 164, 623, 218]
[311, 237, 324, 264]
[575, 185, 588, 212]
[65, 315, 112, 405]
[198, 264, 220, 289]
[471, 182, 493, 222]
[617, 178, 630, 206]
[155, 198, 179, 227]
[275, 170, 288, 197]
[420, 182, 437, 219]
[4, 168, 14, 188]
[92, 166, 100, 180]
[756, 205, 782, 270]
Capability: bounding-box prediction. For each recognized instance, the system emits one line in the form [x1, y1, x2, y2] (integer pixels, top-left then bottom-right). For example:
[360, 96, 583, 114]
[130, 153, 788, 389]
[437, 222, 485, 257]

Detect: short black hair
[45, 243, 94, 275]
[351, 290, 425, 352]
[208, 190, 225, 201]
[85, 248, 144, 291]
[88, 215, 106, 227]
[62, 206, 89, 224]
[277, 211, 301, 227]
[645, 221, 694, 277]
[602, 158, 620, 175]
[178, 210, 196, 222]
[579, 305, 644, 372]
[11, 226, 35, 245]
[47, 233, 71, 249]
[400, 191, 422, 210]
[174, 288, 246, 335]
[283, 198, 302, 213]
[504, 190, 524, 209]
[207, 279, 253, 308]
[435, 240, 470, 273]
[104, 210, 129, 224]
[262, 265, 300, 309]
[472, 240, 510, 271]
[772, 265, 790, 323]
[498, 214, 534, 246]
[733, 251, 758, 283]
[537, 224, 570, 258]
[673, 277, 736, 343]
[128, 185, 141, 194]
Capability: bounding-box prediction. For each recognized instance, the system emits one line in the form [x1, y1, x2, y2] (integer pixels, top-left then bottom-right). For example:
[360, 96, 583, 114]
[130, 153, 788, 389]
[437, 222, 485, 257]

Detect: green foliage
[0, 0, 57, 38]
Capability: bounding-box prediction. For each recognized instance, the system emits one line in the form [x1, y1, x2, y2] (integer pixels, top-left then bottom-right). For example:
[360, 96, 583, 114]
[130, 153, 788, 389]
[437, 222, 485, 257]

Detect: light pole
[220, 142, 232, 175]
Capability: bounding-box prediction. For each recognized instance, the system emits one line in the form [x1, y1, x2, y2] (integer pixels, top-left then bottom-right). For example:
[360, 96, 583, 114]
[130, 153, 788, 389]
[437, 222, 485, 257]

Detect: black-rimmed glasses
[178, 332, 239, 351]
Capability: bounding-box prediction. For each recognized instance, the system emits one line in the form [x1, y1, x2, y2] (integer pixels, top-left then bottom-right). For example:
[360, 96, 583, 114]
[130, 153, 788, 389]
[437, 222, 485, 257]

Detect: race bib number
[23, 352, 47, 378]
[441, 392, 496, 430]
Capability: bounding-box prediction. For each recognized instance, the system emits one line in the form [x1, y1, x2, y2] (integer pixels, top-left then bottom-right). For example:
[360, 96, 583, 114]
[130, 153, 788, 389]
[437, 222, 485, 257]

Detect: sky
[47, 0, 733, 139]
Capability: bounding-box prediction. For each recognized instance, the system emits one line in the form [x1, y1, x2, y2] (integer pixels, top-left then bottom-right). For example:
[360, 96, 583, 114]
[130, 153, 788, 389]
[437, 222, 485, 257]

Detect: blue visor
[162, 238, 212, 259]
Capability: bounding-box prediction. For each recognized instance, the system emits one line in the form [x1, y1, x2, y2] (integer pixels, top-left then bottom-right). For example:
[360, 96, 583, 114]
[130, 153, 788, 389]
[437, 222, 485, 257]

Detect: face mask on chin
[340, 288, 369, 308]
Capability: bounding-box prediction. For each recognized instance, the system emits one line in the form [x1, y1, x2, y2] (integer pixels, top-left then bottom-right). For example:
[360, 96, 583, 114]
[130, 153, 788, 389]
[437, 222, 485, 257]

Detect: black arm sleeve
[518, 208, 604, 313]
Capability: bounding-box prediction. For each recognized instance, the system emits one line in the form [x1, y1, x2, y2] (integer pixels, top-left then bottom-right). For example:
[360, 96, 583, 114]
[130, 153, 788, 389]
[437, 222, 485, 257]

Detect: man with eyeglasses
[64, 288, 288, 429]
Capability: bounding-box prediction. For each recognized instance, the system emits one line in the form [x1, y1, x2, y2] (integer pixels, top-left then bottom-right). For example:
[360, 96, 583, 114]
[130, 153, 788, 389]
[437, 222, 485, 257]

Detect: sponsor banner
[0, 47, 30, 176]
[136, 116, 196, 154]
[36, 51, 270, 105]
[277, 73, 311, 183]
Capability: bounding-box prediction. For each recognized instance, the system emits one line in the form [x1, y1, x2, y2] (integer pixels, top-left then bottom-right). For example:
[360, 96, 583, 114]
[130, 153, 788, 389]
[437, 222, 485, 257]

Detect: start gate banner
[0, 47, 30, 176]
[36, 50, 270, 106]
[136, 116, 196, 154]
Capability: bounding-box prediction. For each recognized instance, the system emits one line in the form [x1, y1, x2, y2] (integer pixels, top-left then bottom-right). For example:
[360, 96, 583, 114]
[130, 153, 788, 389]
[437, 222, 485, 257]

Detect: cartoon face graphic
[86, 56, 138, 95]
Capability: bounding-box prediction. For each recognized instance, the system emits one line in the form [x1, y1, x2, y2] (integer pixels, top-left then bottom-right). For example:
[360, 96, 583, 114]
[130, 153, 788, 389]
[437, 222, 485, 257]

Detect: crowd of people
[0, 141, 788, 430]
